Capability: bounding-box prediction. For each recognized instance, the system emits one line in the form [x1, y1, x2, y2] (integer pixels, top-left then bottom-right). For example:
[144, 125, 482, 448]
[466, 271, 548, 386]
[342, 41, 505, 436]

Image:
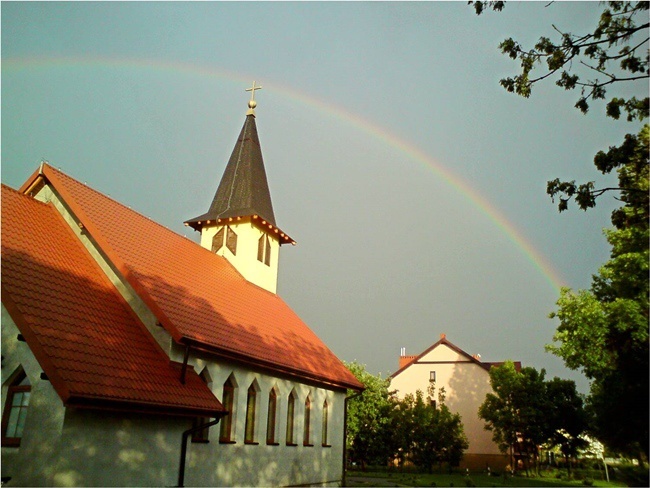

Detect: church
[1, 86, 363, 487]
[390, 334, 519, 471]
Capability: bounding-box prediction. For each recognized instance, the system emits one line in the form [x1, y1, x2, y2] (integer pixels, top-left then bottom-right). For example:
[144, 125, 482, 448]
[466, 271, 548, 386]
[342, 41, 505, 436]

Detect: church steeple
[185, 83, 294, 294]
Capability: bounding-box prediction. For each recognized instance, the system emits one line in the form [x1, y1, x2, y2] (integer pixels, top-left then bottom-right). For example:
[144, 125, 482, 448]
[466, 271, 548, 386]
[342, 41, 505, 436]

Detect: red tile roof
[1, 185, 225, 416]
[20, 165, 363, 391]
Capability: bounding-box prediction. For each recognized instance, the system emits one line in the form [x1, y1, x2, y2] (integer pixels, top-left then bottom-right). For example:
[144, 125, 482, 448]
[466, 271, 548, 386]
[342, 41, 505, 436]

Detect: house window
[219, 376, 237, 443]
[429, 371, 436, 382]
[1, 369, 31, 447]
[303, 394, 312, 446]
[192, 369, 211, 443]
[226, 226, 238, 255]
[322, 400, 330, 447]
[266, 388, 279, 445]
[257, 234, 271, 266]
[244, 382, 259, 444]
[212, 227, 225, 253]
[286, 390, 297, 446]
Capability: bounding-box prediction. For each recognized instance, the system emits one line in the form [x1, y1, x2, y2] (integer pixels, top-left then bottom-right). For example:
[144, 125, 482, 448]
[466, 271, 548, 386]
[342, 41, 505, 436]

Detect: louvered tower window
[212, 226, 237, 256]
[257, 234, 271, 266]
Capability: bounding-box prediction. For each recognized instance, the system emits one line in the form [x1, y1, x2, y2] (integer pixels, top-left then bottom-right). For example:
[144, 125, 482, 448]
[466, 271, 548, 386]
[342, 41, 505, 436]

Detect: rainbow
[3, 56, 567, 292]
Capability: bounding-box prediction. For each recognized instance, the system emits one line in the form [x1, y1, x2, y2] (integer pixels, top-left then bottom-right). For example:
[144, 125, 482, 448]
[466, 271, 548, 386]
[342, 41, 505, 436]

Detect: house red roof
[19, 164, 362, 391]
[1, 185, 225, 417]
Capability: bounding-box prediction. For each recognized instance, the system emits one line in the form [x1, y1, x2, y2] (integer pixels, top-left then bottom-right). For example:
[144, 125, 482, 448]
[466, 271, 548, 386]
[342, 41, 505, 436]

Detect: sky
[2, 2, 647, 394]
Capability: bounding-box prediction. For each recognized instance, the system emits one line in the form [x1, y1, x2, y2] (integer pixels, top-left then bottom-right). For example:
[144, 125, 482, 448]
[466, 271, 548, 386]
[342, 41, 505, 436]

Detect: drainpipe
[342, 391, 363, 487]
[178, 416, 224, 487]
[179, 344, 191, 385]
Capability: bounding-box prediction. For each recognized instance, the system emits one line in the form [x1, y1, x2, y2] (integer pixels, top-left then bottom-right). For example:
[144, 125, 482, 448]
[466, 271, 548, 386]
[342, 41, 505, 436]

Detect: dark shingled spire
[186, 114, 276, 228]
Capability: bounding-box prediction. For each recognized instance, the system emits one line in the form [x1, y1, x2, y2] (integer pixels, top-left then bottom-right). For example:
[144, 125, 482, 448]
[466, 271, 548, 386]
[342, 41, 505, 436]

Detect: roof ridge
[42, 164, 194, 241]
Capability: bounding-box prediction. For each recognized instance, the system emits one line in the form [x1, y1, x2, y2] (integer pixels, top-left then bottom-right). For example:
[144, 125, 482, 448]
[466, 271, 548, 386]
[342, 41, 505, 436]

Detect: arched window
[266, 387, 279, 445]
[1, 368, 31, 447]
[303, 394, 313, 446]
[286, 389, 297, 446]
[244, 381, 259, 444]
[219, 375, 237, 443]
[322, 400, 330, 447]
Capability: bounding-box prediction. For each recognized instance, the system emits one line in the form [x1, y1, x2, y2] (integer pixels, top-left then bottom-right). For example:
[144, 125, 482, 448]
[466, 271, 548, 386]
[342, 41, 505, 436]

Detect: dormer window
[257, 234, 271, 266]
[212, 226, 237, 256]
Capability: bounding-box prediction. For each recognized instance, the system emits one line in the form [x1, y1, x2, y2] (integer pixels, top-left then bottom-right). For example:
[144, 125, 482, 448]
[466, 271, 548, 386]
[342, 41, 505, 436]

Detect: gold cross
[246, 81, 262, 104]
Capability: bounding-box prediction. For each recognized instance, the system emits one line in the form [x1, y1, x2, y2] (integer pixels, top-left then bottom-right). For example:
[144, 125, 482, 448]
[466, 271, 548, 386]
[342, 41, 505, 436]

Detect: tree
[548, 126, 649, 461]
[471, 1, 649, 211]
[479, 362, 589, 476]
[395, 389, 469, 473]
[345, 361, 398, 468]
[545, 378, 590, 479]
[478, 361, 549, 474]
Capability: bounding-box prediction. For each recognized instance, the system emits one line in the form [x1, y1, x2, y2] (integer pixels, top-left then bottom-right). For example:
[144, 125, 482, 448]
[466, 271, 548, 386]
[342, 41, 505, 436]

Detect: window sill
[303, 443, 314, 447]
[219, 439, 236, 444]
[1, 438, 21, 448]
[286, 442, 298, 447]
[244, 440, 259, 445]
[322, 444, 332, 448]
[266, 441, 280, 446]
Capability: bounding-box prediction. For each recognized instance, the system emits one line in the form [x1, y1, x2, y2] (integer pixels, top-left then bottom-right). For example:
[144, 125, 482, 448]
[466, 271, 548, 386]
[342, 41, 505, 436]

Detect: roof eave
[182, 338, 363, 392]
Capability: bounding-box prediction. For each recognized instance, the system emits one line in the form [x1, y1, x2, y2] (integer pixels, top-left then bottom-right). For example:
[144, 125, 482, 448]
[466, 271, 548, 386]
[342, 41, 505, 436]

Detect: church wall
[2, 304, 347, 487]
[199, 221, 280, 294]
[391, 357, 503, 464]
[184, 354, 347, 486]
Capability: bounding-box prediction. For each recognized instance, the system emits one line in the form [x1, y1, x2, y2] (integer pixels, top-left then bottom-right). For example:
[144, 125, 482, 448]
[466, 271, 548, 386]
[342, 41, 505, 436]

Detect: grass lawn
[346, 470, 627, 487]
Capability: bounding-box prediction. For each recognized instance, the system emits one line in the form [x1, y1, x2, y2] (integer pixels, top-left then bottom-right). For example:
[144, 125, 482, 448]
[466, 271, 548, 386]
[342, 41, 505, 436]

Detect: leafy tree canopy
[479, 362, 589, 475]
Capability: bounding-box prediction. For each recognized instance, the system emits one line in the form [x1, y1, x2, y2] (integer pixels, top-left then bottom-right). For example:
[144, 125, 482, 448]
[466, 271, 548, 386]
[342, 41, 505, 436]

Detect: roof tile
[34, 165, 362, 390]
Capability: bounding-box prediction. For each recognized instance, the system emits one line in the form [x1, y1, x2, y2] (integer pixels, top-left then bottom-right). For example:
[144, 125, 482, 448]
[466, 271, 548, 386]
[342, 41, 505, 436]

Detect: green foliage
[473, 1, 649, 121]
[396, 390, 469, 473]
[547, 126, 649, 212]
[547, 127, 649, 459]
[472, 2, 649, 213]
[345, 361, 397, 468]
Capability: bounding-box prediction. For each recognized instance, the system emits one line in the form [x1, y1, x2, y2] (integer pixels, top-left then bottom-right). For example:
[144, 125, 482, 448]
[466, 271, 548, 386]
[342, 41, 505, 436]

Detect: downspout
[342, 391, 363, 487]
[180, 344, 191, 384]
[178, 416, 224, 487]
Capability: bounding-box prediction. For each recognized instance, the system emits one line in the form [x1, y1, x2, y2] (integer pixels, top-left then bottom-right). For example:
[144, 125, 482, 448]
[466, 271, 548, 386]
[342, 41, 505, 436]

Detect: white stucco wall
[185, 353, 347, 487]
[2, 305, 67, 486]
[390, 344, 500, 457]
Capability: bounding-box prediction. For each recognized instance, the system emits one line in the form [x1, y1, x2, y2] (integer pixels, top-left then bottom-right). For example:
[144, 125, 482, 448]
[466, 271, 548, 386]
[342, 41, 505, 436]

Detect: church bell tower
[185, 82, 294, 294]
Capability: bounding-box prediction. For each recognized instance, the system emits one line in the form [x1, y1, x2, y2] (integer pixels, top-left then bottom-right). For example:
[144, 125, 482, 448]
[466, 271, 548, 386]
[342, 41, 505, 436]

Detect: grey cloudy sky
[2, 2, 645, 393]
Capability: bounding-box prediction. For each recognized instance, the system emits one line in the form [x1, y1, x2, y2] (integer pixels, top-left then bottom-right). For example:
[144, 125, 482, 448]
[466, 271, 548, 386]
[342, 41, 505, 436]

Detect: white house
[1, 91, 363, 487]
[390, 334, 519, 471]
